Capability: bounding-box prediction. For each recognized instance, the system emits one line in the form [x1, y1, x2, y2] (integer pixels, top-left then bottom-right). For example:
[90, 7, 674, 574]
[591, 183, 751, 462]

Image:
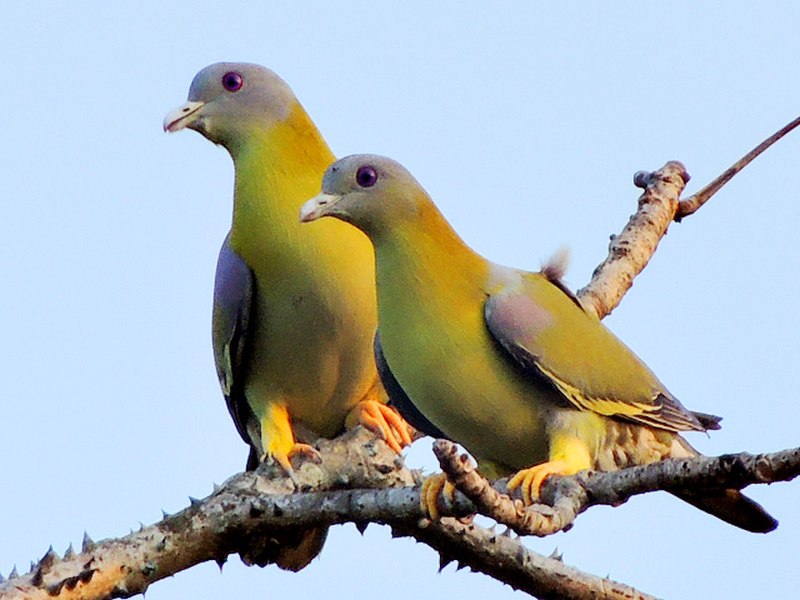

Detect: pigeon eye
[222, 71, 244, 92]
[356, 166, 378, 188]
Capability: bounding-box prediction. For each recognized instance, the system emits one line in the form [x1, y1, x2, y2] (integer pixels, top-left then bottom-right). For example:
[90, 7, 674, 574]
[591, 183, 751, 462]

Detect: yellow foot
[266, 443, 322, 482]
[507, 460, 570, 505]
[355, 400, 413, 453]
[420, 473, 456, 521]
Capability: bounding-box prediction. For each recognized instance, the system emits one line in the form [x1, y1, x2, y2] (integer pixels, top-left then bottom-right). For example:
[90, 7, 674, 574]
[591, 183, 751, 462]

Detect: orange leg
[420, 473, 456, 520]
[260, 403, 321, 482]
[352, 400, 414, 453]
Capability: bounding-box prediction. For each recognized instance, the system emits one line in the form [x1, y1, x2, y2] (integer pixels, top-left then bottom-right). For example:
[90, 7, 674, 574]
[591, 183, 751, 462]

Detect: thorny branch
[2, 428, 798, 600]
[433, 440, 799, 538]
[0, 429, 658, 600]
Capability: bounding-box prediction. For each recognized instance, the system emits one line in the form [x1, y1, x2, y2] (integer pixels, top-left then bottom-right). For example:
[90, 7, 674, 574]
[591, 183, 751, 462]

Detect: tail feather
[274, 527, 329, 571]
[240, 526, 329, 571]
[672, 488, 778, 533]
[691, 411, 722, 431]
[669, 435, 777, 533]
[243, 448, 328, 571]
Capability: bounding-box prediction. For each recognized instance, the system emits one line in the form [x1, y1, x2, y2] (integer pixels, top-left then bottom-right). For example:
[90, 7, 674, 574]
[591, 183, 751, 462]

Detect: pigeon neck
[229, 102, 335, 254]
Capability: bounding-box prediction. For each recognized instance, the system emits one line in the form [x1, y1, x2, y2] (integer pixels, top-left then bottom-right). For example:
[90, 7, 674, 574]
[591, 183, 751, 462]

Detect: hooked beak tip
[163, 100, 205, 133]
[300, 193, 338, 223]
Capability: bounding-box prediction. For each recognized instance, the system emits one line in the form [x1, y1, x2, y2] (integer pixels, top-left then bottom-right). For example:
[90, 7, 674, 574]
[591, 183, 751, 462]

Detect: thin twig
[677, 115, 800, 219]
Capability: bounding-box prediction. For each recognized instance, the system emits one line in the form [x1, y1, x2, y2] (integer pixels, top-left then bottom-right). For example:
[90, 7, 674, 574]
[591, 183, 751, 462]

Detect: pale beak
[300, 192, 340, 223]
[163, 100, 206, 132]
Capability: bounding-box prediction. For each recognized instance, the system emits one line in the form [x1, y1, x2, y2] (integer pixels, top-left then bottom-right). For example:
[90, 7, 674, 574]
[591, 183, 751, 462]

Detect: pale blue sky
[2, 3, 798, 598]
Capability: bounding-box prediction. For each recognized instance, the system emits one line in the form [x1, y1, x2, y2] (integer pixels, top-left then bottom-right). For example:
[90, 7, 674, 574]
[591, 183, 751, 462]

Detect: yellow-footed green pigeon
[300, 154, 777, 533]
[164, 66, 411, 570]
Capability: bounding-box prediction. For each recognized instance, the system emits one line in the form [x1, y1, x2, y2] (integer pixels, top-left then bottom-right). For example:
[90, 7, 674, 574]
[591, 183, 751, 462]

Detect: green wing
[484, 272, 710, 433]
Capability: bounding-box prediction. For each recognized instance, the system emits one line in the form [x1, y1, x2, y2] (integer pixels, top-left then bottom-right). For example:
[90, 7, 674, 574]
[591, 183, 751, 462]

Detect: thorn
[112, 582, 129, 595]
[82, 532, 95, 553]
[9, 565, 18, 579]
[549, 547, 563, 562]
[438, 554, 454, 572]
[189, 496, 201, 506]
[161, 509, 170, 519]
[141, 561, 157, 578]
[30, 561, 36, 573]
[215, 556, 227, 571]
[79, 567, 96, 583]
[500, 526, 513, 537]
[31, 564, 44, 587]
[354, 521, 369, 535]
[41, 546, 58, 568]
[64, 543, 75, 560]
[138, 521, 145, 532]
[0, 571, 5, 583]
[456, 561, 467, 571]
[213, 482, 221, 492]
[48, 580, 67, 595]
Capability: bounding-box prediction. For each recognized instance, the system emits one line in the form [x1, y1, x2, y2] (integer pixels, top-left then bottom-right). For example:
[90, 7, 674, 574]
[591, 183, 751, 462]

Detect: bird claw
[420, 473, 456, 520]
[265, 443, 322, 485]
[507, 460, 569, 505]
[355, 400, 413, 453]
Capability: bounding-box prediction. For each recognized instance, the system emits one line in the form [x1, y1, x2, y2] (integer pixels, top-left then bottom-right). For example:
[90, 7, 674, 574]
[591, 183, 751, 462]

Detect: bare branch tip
[633, 170, 651, 189]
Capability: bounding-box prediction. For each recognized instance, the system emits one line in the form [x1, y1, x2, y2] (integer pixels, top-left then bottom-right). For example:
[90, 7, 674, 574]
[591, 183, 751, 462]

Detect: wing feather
[484, 274, 708, 433]
[212, 234, 259, 458]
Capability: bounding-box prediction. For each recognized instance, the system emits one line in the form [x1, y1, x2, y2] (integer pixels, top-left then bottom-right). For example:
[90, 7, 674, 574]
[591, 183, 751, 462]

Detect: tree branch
[3, 427, 796, 600]
[0, 429, 655, 600]
[577, 161, 688, 319]
[577, 113, 800, 319]
[390, 519, 658, 600]
[434, 440, 799, 537]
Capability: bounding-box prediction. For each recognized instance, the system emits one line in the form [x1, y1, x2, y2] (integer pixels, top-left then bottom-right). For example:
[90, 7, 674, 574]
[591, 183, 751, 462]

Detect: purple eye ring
[221, 71, 244, 92]
[356, 165, 378, 188]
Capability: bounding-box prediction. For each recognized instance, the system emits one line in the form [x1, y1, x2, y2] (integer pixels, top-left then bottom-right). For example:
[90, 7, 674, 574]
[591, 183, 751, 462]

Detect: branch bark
[576, 161, 688, 319]
[2, 429, 796, 600]
[434, 440, 799, 537]
[578, 114, 800, 319]
[0, 429, 657, 600]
